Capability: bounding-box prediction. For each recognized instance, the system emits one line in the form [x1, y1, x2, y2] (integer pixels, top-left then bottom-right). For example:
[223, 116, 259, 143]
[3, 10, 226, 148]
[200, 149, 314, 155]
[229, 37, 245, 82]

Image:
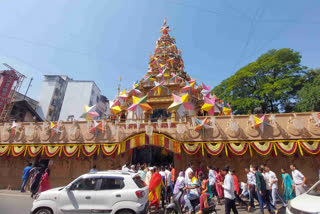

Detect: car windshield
[307, 181, 320, 196]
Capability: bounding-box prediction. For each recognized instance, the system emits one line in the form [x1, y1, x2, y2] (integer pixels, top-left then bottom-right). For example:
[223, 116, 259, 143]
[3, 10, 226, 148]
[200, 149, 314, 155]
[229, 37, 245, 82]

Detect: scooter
[165, 188, 217, 214]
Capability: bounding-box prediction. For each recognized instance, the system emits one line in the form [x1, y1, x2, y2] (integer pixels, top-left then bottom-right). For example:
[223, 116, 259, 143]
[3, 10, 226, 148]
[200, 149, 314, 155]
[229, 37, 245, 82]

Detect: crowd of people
[121, 162, 308, 214]
[20, 163, 51, 198]
[20, 161, 307, 214]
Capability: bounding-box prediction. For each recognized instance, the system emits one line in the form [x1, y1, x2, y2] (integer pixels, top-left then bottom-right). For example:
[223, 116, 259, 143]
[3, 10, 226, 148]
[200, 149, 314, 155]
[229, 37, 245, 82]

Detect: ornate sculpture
[287, 114, 304, 136]
[226, 116, 240, 138]
[246, 115, 261, 137]
[308, 113, 320, 135]
[68, 121, 81, 141]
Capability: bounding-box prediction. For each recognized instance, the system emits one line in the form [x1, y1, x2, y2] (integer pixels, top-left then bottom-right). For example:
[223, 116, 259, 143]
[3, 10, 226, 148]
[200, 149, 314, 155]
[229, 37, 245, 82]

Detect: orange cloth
[171, 168, 176, 181]
[148, 172, 164, 206]
[149, 172, 161, 192]
[232, 174, 240, 194]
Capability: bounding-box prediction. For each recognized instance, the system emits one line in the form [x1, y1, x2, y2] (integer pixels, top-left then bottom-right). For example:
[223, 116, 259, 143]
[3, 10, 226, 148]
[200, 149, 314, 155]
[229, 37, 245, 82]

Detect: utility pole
[24, 77, 33, 99]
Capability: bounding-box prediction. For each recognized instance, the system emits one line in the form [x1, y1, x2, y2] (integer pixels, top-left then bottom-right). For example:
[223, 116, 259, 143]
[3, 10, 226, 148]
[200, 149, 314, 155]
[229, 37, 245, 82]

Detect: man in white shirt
[245, 166, 259, 212]
[159, 166, 166, 208]
[220, 167, 238, 214]
[239, 182, 249, 199]
[290, 164, 307, 196]
[265, 165, 287, 207]
[185, 162, 194, 184]
[122, 163, 130, 173]
[183, 171, 199, 213]
[165, 166, 172, 203]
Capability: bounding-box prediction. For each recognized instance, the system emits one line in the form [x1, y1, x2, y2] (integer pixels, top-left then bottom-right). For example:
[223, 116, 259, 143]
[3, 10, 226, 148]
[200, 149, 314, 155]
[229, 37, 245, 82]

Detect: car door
[57, 177, 99, 214]
[93, 176, 126, 213]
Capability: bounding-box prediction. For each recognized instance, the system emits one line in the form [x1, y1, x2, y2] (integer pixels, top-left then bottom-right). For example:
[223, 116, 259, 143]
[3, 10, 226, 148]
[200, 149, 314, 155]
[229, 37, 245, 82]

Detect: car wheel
[117, 209, 135, 214]
[165, 208, 178, 214]
[34, 208, 52, 214]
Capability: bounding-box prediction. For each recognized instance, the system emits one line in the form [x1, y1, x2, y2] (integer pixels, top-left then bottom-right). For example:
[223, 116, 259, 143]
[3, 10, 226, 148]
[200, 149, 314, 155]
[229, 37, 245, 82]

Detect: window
[70, 178, 99, 191]
[98, 177, 125, 190]
[308, 182, 320, 196]
[133, 175, 146, 188]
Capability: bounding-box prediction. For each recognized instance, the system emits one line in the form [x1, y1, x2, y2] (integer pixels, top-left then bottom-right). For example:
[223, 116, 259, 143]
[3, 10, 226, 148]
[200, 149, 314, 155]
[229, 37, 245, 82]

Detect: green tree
[295, 68, 320, 112]
[213, 48, 306, 114]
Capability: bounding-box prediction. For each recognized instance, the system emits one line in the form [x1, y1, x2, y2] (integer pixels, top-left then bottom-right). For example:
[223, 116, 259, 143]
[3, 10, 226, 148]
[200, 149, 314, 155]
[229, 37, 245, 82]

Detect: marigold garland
[251, 142, 273, 156]
[0, 145, 10, 156]
[28, 146, 43, 157]
[101, 144, 118, 156]
[1, 138, 320, 158]
[45, 146, 61, 157]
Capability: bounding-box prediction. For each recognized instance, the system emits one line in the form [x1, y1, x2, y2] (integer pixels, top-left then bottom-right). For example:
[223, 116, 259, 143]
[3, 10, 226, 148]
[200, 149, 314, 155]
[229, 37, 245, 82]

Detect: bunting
[227, 143, 249, 155]
[1, 139, 320, 158]
[204, 143, 224, 155]
[63, 145, 80, 157]
[82, 145, 99, 157]
[181, 143, 201, 155]
[0, 145, 10, 156]
[275, 142, 298, 156]
[11, 146, 26, 157]
[300, 141, 320, 155]
[45, 145, 61, 157]
[28, 146, 43, 157]
[251, 142, 273, 156]
[101, 144, 118, 156]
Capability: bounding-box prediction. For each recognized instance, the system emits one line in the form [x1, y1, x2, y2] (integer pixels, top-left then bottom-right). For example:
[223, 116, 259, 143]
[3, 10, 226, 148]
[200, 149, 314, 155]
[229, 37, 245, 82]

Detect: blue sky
[0, 0, 319, 101]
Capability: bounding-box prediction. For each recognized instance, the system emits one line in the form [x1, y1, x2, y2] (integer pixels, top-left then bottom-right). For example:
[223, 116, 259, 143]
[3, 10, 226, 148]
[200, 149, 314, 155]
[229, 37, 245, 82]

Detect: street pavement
[0, 190, 286, 214]
[0, 190, 33, 214]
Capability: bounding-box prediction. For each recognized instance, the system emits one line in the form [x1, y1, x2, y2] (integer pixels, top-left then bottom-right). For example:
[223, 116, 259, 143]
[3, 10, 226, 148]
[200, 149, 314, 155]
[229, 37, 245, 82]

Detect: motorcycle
[165, 188, 217, 214]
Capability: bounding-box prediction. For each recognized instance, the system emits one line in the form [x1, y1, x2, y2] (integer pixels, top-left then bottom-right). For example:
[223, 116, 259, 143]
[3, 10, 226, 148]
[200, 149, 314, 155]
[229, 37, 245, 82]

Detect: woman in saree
[148, 167, 164, 212]
[38, 168, 51, 193]
[281, 168, 296, 202]
[215, 168, 224, 200]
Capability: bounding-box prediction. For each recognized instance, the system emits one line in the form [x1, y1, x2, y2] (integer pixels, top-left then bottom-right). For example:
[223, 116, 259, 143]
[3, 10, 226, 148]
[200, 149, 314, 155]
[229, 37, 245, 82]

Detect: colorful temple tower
[116, 18, 222, 123]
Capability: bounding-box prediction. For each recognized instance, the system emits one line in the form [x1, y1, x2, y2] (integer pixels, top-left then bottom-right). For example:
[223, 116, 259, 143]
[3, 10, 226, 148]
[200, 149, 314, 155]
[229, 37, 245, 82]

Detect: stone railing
[0, 112, 319, 145]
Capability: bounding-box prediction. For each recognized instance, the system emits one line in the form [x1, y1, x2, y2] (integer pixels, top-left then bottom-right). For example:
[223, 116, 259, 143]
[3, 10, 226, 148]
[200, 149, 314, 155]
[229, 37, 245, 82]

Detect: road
[0, 191, 33, 214]
[0, 190, 286, 214]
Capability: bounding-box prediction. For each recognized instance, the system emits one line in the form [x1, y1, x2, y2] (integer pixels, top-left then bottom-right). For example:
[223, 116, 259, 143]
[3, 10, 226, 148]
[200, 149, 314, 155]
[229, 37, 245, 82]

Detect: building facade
[38, 75, 70, 121]
[38, 75, 102, 122]
[58, 81, 101, 121]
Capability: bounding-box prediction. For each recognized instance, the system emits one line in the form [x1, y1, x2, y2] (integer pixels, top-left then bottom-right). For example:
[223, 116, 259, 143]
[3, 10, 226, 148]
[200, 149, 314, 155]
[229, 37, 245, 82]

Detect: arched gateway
[0, 19, 320, 189]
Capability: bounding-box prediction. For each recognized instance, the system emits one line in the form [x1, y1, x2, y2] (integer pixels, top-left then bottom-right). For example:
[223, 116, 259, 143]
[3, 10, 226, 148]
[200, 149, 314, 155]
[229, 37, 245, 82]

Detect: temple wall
[0, 152, 131, 190]
[1, 150, 319, 190]
[0, 112, 319, 190]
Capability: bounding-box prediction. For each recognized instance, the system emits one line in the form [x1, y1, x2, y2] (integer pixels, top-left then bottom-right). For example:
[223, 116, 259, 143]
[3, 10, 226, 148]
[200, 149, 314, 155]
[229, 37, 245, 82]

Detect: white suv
[30, 170, 149, 214]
